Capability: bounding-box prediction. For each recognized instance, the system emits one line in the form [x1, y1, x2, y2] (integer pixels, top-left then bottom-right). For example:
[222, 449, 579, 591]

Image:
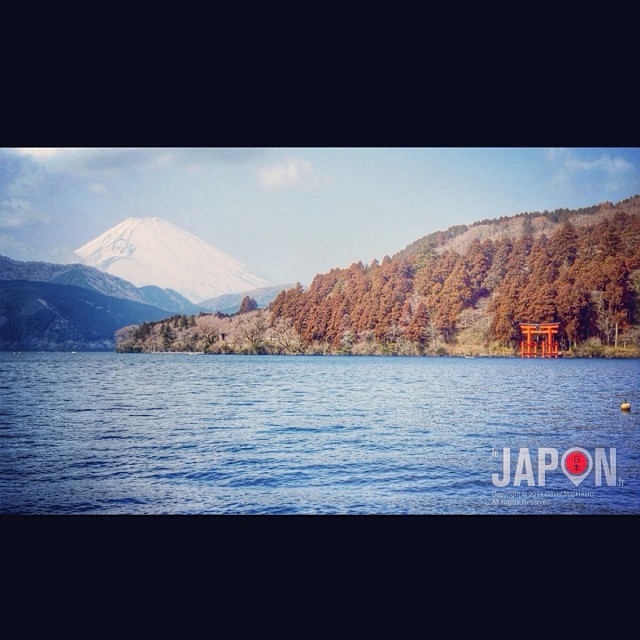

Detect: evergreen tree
[238, 296, 258, 314]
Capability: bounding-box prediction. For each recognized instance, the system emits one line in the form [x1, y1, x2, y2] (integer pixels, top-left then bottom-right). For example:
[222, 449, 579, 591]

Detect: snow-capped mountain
[74, 217, 272, 303]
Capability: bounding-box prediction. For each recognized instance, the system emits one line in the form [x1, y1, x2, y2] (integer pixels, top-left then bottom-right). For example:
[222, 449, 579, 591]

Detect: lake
[0, 353, 637, 514]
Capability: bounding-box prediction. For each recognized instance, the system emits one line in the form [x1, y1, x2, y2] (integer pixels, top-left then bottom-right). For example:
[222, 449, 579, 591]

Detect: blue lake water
[0, 353, 638, 514]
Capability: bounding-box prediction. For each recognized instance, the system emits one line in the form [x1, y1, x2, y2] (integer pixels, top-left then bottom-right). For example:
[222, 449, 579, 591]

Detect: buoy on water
[620, 401, 631, 412]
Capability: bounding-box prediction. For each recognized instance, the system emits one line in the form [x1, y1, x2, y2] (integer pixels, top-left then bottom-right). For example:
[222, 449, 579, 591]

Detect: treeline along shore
[117, 198, 640, 358]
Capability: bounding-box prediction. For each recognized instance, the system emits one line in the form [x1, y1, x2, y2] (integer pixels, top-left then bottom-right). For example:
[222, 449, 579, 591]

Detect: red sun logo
[564, 450, 588, 475]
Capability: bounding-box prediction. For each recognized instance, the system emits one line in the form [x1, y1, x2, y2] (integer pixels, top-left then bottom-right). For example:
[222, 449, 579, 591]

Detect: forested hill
[270, 196, 640, 356]
[396, 195, 640, 260]
[0, 280, 171, 351]
[0, 255, 202, 314]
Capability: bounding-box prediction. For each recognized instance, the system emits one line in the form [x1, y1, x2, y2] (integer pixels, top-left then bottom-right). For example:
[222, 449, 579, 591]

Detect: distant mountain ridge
[74, 217, 272, 303]
[0, 255, 141, 300]
[0, 255, 201, 314]
[0, 280, 171, 351]
[0, 254, 290, 350]
[198, 284, 296, 314]
[136, 285, 202, 315]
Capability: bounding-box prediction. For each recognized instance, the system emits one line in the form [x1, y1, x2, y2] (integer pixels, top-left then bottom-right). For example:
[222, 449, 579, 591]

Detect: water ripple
[0, 353, 638, 514]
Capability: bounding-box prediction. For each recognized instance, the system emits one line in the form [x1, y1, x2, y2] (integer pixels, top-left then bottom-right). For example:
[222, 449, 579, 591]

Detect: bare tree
[269, 317, 304, 353]
[237, 311, 268, 353]
[590, 290, 615, 345]
[200, 324, 220, 351]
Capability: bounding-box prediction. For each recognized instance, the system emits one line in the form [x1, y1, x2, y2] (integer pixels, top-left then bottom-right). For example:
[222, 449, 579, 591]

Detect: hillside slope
[0, 255, 143, 301]
[0, 255, 201, 314]
[269, 197, 640, 356]
[396, 195, 640, 260]
[0, 280, 171, 351]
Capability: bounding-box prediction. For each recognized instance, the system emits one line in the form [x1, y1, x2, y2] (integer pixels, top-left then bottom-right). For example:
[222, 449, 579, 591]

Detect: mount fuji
[74, 217, 272, 303]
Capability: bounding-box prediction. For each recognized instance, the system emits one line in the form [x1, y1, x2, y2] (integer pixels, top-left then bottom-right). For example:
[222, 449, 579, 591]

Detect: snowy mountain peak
[74, 217, 271, 303]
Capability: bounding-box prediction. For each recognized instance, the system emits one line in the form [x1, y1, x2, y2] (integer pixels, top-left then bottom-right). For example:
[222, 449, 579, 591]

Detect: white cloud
[0, 199, 30, 227]
[11, 148, 160, 176]
[0, 205, 49, 230]
[16, 148, 75, 159]
[546, 148, 636, 194]
[0, 232, 27, 253]
[0, 161, 49, 230]
[88, 182, 109, 195]
[256, 157, 331, 189]
[8, 148, 263, 177]
[545, 148, 567, 163]
[564, 153, 632, 176]
[547, 148, 633, 175]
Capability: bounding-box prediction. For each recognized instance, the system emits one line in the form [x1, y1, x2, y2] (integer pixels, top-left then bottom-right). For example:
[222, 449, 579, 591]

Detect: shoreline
[4, 350, 640, 359]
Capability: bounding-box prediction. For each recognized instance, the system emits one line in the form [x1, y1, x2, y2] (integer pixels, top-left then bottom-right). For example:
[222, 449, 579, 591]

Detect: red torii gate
[519, 322, 559, 358]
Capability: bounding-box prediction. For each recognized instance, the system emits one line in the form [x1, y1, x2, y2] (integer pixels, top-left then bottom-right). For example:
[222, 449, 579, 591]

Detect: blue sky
[1, 147, 639, 286]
